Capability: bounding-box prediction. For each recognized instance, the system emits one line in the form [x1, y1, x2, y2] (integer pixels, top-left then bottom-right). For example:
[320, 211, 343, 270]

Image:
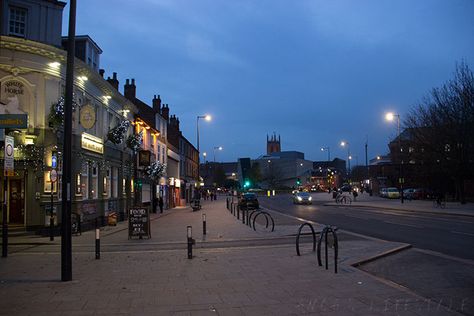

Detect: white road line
[451, 231, 474, 237]
[342, 214, 370, 220]
[383, 221, 424, 228]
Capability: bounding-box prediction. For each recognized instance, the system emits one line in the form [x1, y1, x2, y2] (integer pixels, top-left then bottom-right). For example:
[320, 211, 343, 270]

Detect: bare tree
[405, 62, 474, 203]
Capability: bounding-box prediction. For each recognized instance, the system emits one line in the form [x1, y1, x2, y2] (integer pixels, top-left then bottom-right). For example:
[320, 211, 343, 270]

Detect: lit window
[9, 7, 27, 37]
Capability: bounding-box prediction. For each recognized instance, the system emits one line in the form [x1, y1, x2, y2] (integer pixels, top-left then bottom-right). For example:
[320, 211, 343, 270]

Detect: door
[9, 179, 24, 224]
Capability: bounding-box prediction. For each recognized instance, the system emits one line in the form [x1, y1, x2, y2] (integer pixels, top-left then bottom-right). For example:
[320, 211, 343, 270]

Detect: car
[403, 188, 416, 200]
[379, 187, 388, 198]
[386, 187, 400, 199]
[293, 192, 312, 204]
[413, 188, 434, 200]
[339, 184, 352, 192]
[239, 192, 259, 210]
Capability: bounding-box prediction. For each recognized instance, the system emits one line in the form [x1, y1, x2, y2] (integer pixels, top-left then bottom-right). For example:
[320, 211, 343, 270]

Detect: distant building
[61, 35, 102, 72]
[266, 133, 281, 154]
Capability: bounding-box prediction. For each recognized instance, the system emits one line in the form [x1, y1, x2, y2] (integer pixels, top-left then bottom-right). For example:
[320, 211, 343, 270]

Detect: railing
[295, 222, 316, 256]
[317, 225, 339, 274]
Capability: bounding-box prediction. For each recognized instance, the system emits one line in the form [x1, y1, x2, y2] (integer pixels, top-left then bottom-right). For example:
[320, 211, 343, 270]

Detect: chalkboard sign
[128, 207, 151, 239]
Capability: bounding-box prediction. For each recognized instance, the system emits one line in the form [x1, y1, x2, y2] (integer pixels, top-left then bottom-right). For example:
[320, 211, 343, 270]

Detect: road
[260, 193, 474, 260]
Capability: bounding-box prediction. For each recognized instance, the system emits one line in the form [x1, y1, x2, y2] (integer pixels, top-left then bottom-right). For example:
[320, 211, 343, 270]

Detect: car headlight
[308, 196, 312, 201]
[297, 196, 302, 201]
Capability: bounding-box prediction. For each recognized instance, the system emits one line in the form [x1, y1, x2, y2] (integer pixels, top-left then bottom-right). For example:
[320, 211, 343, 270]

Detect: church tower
[266, 133, 281, 154]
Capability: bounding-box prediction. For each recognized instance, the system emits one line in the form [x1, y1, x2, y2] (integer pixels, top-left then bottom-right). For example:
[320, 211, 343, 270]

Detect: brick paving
[0, 198, 464, 315]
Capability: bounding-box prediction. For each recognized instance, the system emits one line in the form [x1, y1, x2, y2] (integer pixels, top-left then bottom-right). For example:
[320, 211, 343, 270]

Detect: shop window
[112, 167, 118, 198]
[91, 163, 98, 199]
[131, 178, 134, 193]
[122, 178, 126, 196]
[103, 167, 111, 198]
[80, 163, 89, 199]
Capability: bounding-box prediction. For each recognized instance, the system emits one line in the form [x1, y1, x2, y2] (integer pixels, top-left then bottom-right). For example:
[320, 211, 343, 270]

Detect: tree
[405, 62, 474, 203]
[248, 162, 262, 187]
[263, 163, 284, 189]
[213, 165, 227, 187]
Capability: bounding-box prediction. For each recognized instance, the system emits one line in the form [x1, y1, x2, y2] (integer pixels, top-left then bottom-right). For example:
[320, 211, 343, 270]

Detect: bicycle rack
[247, 209, 260, 227]
[317, 225, 339, 274]
[252, 211, 275, 232]
[295, 223, 316, 256]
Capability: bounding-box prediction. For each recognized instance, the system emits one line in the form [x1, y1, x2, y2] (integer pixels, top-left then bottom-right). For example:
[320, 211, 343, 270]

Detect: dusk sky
[63, 0, 474, 165]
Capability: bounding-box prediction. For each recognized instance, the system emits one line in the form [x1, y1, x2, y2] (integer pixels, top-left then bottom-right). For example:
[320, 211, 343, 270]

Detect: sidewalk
[0, 198, 465, 315]
[318, 192, 474, 217]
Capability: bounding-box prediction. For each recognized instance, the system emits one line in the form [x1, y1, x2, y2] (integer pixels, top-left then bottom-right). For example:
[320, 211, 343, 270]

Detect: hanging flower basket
[145, 161, 166, 180]
[48, 96, 77, 131]
[126, 131, 143, 153]
[107, 120, 130, 145]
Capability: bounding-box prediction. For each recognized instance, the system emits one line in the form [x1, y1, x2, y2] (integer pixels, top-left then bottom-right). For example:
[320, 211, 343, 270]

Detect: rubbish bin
[108, 212, 117, 226]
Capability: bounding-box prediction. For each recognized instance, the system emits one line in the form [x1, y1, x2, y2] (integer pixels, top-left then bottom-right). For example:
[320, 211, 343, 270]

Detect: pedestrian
[158, 196, 164, 213]
[210, 191, 214, 201]
[352, 189, 358, 201]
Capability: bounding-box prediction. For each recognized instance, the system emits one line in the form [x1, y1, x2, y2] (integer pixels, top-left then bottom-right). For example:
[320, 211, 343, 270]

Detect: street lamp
[340, 141, 351, 176]
[196, 115, 211, 190]
[385, 111, 404, 203]
[321, 146, 330, 161]
[213, 146, 223, 163]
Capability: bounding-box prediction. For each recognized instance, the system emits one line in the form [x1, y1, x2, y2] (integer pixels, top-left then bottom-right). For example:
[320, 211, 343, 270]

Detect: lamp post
[340, 141, 351, 176]
[213, 146, 223, 163]
[321, 146, 330, 161]
[385, 112, 404, 203]
[196, 115, 211, 187]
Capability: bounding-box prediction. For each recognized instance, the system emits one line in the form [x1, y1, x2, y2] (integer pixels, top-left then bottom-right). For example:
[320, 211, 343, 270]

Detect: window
[91, 163, 98, 199]
[103, 167, 111, 198]
[112, 167, 118, 198]
[9, 7, 27, 37]
[122, 178, 127, 196]
[80, 163, 89, 199]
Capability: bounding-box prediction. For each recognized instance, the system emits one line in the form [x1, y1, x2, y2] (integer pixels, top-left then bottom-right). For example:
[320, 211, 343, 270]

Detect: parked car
[413, 188, 434, 200]
[239, 193, 259, 210]
[403, 188, 416, 200]
[386, 187, 400, 199]
[293, 192, 312, 205]
[379, 187, 388, 198]
[339, 184, 352, 192]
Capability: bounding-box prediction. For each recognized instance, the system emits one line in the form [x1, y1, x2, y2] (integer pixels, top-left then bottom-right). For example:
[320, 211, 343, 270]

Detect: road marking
[382, 221, 424, 228]
[342, 214, 370, 220]
[451, 231, 474, 237]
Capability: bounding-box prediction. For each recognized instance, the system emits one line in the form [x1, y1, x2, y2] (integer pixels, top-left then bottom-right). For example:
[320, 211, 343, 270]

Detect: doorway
[9, 179, 24, 224]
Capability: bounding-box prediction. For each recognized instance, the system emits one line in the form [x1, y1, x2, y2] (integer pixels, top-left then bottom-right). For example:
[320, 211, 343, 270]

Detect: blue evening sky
[63, 0, 474, 165]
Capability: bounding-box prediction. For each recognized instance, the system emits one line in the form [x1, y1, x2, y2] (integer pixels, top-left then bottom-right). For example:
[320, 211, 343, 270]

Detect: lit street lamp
[196, 115, 211, 188]
[213, 146, 223, 163]
[385, 111, 404, 203]
[321, 146, 330, 161]
[340, 141, 351, 176]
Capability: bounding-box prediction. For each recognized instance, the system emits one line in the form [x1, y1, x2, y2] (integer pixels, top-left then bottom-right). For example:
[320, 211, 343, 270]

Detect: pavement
[0, 197, 470, 315]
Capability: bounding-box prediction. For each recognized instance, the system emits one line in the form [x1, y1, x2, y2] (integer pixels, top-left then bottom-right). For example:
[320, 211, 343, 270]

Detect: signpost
[128, 207, 150, 239]
[49, 169, 57, 241]
[2, 135, 13, 257]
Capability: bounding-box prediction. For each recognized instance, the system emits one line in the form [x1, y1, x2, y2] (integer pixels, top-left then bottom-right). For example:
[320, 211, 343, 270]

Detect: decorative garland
[16, 144, 46, 171]
[145, 161, 166, 180]
[107, 120, 130, 145]
[126, 131, 143, 154]
[48, 96, 78, 131]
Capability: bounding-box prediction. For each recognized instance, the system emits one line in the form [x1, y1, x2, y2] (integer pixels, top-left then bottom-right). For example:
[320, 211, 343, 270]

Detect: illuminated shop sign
[81, 133, 104, 154]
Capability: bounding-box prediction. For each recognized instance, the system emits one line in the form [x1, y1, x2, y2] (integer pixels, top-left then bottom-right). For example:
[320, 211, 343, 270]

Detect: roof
[61, 35, 103, 54]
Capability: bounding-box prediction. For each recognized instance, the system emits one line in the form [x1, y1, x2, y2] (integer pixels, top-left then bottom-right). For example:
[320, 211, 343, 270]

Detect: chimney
[99, 69, 105, 78]
[124, 78, 136, 101]
[152, 94, 161, 112]
[106, 72, 119, 90]
[161, 103, 169, 121]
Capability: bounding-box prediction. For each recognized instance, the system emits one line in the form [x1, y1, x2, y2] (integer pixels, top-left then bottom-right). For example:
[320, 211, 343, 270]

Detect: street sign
[52, 155, 57, 169]
[50, 169, 58, 182]
[4, 135, 14, 176]
[0, 114, 28, 129]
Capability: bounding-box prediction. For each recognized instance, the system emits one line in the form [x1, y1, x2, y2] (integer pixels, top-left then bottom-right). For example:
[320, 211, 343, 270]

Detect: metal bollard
[237, 206, 240, 220]
[95, 218, 100, 260]
[187, 226, 195, 259]
[202, 214, 207, 235]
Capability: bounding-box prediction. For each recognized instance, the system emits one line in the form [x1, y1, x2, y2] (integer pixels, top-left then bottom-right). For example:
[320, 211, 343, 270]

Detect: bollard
[95, 218, 100, 260]
[242, 208, 245, 224]
[187, 226, 195, 259]
[237, 206, 240, 220]
[202, 214, 206, 235]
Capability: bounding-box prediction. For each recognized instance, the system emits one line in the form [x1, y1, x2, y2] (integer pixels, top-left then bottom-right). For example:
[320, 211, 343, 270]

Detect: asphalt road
[260, 194, 474, 260]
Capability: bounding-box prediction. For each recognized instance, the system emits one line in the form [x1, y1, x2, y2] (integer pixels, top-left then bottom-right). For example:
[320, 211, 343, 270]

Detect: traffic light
[296, 178, 301, 185]
[244, 179, 250, 188]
